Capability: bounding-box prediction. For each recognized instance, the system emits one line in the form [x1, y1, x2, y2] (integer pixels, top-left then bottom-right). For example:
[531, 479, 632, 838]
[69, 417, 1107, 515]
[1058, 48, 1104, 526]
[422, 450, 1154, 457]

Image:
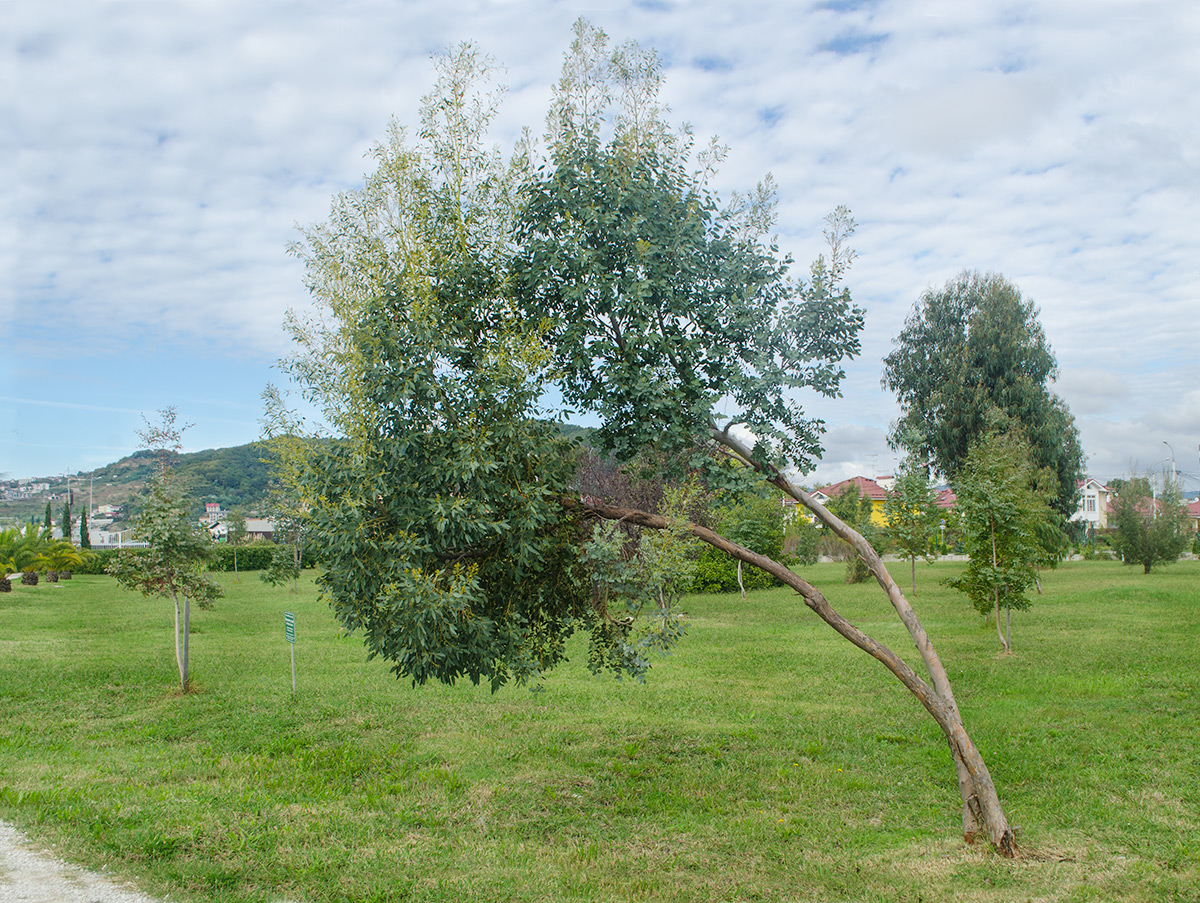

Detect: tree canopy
[882, 270, 1084, 518]
[1111, 474, 1189, 573]
[947, 430, 1057, 653]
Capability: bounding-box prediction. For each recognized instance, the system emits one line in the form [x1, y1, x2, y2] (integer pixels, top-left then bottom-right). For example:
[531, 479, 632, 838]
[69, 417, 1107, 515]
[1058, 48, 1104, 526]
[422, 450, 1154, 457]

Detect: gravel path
[0, 822, 161, 903]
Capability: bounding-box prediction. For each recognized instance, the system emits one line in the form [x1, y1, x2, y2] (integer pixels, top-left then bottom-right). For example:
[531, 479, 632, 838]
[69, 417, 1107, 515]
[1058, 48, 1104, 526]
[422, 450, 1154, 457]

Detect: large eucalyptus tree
[279, 23, 1017, 855]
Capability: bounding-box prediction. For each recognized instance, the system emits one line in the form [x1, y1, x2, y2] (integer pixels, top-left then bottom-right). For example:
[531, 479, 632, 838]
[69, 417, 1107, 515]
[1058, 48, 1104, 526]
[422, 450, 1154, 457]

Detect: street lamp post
[1163, 440, 1177, 487]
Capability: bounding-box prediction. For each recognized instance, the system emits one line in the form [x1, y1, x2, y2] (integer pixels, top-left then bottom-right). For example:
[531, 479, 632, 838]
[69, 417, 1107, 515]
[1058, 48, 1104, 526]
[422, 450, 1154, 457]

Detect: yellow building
[812, 476, 890, 527]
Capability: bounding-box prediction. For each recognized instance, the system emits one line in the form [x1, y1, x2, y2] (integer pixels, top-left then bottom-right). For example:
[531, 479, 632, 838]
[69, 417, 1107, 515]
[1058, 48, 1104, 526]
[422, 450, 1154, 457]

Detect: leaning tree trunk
[706, 427, 1016, 856]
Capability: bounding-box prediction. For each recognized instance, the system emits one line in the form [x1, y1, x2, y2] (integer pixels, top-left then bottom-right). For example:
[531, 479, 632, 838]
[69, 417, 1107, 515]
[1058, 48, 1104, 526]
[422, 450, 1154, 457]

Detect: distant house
[244, 518, 276, 542]
[1186, 499, 1200, 535]
[1070, 478, 1114, 530]
[812, 476, 890, 526]
[934, 487, 957, 510]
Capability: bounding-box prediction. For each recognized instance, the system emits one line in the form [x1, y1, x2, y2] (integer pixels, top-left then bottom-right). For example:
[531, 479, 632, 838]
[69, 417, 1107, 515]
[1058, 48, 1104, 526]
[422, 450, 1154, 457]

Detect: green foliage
[884, 460, 942, 594]
[259, 540, 300, 589]
[208, 542, 279, 573]
[946, 431, 1058, 651]
[282, 45, 618, 690]
[73, 548, 121, 575]
[883, 270, 1084, 518]
[514, 22, 862, 477]
[107, 480, 222, 610]
[106, 409, 222, 692]
[692, 493, 786, 593]
[1111, 474, 1189, 573]
[79, 509, 91, 549]
[824, 485, 876, 583]
[278, 26, 861, 697]
[0, 525, 73, 576]
[42, 540, 85, 575]
[579, 482, 700, 676]
[784, 514, 821, 567]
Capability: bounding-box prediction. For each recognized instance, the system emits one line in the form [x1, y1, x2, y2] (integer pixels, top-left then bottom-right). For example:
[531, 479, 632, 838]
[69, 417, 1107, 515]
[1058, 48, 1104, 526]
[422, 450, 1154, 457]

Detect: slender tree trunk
[234, 544, 239, 583]
[707, 427, 1016, 856]
[991, 521, 1008, 654]
[172, 593, 183, 688]
[911, 556, 916, 596]
[181, 593, 191, 692]
[737, 559, 746, 599]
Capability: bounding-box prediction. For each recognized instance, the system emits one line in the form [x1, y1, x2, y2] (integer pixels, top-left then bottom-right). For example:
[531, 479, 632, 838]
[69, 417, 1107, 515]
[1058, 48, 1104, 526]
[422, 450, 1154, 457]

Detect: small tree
[824, 486, 876, 583]
[885, 460, 942, 595]
[107, 408, 222, 692]
[79, 509, 91, 549]
[947, 431, 1057, 654]
[1111, 473, 1189, 573]
[61, 499, 72, 544]
[43, 501, 52, 539]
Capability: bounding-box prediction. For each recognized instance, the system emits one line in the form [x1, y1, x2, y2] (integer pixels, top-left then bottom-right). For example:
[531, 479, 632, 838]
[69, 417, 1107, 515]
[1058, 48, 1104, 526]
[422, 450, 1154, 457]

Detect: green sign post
[285, 611, 296, 697]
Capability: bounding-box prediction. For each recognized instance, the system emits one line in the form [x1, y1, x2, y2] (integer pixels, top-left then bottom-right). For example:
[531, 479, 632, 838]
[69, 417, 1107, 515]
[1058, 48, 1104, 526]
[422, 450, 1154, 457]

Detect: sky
[5, 0, 1199, 496]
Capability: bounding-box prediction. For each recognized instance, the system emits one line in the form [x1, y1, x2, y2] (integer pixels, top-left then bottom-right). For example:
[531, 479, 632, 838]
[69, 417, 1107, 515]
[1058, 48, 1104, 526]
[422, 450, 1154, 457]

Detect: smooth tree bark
[708, 427, 1016, 855]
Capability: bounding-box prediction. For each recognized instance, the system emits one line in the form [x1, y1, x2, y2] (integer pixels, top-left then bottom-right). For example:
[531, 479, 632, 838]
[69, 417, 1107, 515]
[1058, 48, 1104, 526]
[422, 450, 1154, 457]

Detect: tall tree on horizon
[883, 270, 1085, 519]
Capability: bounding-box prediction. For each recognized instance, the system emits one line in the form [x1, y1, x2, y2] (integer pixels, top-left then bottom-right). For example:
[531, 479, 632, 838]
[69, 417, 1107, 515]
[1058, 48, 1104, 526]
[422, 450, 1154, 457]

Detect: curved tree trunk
[577, 495, 1015, 855]
[702, 427, 1016, 855]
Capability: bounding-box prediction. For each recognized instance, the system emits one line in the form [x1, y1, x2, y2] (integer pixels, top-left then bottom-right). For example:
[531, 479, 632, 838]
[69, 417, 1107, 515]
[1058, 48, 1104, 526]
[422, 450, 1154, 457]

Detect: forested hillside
[0, 442, 274, 526]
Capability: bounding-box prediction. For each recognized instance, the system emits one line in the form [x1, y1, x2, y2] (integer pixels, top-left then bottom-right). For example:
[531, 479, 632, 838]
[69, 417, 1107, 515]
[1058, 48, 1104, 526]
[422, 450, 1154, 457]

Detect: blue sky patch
[820, 32, 887, 56]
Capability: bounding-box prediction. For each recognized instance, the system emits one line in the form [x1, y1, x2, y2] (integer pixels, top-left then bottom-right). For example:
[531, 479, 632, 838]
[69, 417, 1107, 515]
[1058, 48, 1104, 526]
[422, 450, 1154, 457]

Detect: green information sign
[284, 611, 297, 697]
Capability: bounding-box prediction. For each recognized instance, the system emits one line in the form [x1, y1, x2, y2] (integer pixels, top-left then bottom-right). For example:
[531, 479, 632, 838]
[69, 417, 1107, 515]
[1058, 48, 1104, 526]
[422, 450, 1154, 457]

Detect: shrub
[783, 517, 820, 567]
[208, 540, 320, 572]
[74, 549, 120, 575]
[692, 494, 787, 594]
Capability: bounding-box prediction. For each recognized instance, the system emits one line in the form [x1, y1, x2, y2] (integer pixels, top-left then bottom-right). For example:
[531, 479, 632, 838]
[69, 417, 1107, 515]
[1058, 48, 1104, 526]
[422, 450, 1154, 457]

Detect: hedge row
[74, 543, 318, 575]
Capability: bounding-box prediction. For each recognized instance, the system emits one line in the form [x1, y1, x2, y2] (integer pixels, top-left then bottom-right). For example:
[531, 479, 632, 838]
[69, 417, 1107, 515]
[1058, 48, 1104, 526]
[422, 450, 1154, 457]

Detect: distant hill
[0, 442, 275, 527]
[1, 423, 596, 528]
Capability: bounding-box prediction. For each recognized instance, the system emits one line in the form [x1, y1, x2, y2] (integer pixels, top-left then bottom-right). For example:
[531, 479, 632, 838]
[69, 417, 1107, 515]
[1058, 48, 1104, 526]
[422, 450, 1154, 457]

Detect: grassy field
[0, 560, 1197, 902]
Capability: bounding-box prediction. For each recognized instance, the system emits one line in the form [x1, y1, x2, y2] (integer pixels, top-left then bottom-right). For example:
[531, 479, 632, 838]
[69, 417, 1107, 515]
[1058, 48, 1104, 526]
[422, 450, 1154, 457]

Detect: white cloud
[5, 0, 1200, 483]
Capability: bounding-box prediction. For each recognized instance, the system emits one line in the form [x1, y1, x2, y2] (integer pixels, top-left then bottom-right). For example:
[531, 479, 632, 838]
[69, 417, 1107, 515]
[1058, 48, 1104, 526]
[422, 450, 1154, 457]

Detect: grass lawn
[1, 560, 1197, 901]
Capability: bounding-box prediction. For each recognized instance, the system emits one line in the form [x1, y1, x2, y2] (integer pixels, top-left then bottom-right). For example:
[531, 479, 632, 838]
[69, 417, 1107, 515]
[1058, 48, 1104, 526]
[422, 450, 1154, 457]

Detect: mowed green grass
[0, 560, 1197, 902]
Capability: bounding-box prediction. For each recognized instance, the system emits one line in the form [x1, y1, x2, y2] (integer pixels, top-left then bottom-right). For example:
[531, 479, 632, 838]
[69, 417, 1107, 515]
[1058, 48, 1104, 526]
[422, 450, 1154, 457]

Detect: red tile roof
[817, 476, 889, 502]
